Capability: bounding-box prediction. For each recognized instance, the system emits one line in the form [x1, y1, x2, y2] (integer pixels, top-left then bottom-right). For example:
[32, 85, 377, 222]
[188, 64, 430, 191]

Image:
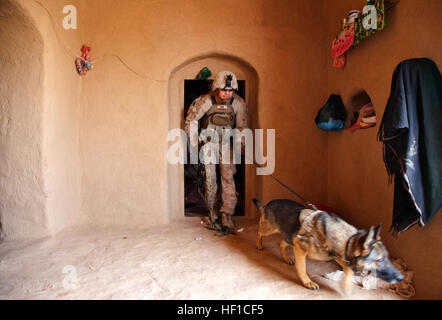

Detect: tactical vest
[200, 95, 236, 129]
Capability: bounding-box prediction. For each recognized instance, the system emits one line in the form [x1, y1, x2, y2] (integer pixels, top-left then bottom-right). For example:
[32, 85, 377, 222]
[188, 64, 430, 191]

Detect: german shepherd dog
[253, 199, 404, 292]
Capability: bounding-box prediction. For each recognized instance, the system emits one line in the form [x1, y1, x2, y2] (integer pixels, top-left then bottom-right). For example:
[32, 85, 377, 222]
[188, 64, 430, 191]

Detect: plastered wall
[32, 0, 84, 235]
[1, 0, 328, 233]
[324, 0, 442, 299]
[0, 0, 46, 239]
[77, 0, 329, 227]
[1, 0, 440, 299]
[0, 0, 83, 239]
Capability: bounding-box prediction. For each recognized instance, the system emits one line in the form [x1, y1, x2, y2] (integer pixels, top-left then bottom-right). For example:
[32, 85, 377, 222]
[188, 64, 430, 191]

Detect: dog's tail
[252, 198, 266, 216]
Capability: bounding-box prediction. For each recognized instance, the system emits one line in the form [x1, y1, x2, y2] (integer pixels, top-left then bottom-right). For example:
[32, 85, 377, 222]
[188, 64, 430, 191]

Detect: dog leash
[196, 141, 317, 211]
[243, 154, 318, 211]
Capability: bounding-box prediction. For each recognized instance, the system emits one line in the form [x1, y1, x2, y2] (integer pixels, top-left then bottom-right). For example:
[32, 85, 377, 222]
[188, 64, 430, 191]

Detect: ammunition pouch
[201, 96, 236, 129]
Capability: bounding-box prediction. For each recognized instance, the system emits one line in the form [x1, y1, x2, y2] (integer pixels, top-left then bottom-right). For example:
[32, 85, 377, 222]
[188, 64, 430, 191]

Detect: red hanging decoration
[75, 45, 94, 75]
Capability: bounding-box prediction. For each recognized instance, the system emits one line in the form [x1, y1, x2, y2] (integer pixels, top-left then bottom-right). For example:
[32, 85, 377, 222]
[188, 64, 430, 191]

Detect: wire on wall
[32, 0, 166, 82]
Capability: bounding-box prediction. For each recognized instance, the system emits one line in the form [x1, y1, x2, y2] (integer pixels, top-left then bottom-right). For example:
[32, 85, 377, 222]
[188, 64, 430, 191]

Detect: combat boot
[206, 208, 222, 231]
[216, 212, 235, 236]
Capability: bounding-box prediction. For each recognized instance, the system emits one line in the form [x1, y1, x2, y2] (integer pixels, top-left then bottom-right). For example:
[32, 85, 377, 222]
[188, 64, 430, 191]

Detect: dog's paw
[284, 258, 295, 265]
[256, 245, 263, 251]
[303, 281, 320, 290]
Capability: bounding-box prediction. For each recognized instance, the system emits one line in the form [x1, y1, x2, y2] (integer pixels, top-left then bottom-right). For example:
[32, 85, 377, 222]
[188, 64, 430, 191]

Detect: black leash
[194, 141, 317, 211]
[267, 172, 318, 211]
[243, 154, 318, 211]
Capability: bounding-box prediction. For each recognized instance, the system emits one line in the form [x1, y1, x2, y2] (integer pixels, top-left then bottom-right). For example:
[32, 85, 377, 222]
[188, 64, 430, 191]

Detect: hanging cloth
[378, 58, 442, 235]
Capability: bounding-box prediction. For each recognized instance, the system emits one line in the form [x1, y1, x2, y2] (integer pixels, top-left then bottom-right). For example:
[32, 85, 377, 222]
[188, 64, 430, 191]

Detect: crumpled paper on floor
[323, 258, 415, 298]
[388, 258, 415, 298]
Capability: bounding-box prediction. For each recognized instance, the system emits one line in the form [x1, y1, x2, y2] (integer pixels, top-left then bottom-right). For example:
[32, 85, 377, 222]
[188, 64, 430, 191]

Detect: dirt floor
[0, 217, 404, 300]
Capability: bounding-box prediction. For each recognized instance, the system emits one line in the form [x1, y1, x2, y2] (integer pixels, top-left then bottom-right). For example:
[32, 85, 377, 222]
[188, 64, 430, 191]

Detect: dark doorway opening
[184, 79, 246, 217]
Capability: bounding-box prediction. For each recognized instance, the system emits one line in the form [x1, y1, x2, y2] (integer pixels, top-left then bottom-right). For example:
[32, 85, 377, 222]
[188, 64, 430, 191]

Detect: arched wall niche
[1, 0, 83, 240]
[0, 0, 46, 240]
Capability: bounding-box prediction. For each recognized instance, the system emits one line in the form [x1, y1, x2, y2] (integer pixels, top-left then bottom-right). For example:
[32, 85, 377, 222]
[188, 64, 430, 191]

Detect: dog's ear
[374, 224, 382, 241]
[361, 226, 376, 255]
[353, 230, 371, 257]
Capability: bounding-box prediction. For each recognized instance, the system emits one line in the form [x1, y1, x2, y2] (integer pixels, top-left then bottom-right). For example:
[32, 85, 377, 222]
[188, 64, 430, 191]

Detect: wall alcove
[0, 0, 46, 239]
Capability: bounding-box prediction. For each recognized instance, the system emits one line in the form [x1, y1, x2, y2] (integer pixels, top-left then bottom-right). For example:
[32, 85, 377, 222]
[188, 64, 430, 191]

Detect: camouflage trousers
[201, 141, 237, 226]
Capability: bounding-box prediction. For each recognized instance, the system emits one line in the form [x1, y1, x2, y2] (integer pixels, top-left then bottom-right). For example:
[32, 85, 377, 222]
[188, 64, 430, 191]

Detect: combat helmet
[211, 71, 238, 91]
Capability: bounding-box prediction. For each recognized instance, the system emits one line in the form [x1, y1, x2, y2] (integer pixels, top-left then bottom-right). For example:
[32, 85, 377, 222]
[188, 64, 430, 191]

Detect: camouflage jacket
[185, 93, 248, 149]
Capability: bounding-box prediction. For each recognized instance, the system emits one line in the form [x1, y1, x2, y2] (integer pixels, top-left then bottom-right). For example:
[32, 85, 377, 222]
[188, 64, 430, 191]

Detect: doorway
[184, 79, 246, 217]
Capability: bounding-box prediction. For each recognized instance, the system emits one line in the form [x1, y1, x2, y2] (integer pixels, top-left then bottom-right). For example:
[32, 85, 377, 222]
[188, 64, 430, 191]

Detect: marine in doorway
[185, 71, 248, 236]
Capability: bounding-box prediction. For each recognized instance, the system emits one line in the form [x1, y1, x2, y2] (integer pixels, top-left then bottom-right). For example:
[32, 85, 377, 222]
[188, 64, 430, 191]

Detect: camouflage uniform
[185, 72, 248, 232]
